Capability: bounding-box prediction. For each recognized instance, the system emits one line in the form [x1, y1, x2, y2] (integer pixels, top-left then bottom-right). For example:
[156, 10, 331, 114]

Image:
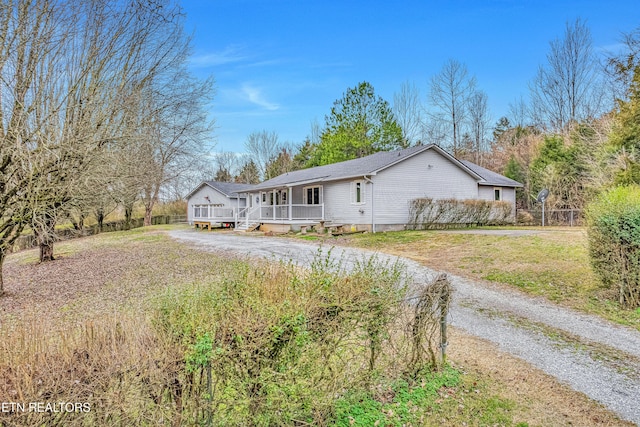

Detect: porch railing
[194, 207, 235, 220]
[194, 204, 325, 223]
[259, 204, 324, 220]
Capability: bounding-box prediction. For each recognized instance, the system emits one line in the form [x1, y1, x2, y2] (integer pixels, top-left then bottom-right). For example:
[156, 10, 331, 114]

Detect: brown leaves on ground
[0, 232, 218, 325]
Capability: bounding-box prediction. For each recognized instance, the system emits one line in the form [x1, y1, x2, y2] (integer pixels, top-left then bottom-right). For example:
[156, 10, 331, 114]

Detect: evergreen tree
[308, 82, 403, 166]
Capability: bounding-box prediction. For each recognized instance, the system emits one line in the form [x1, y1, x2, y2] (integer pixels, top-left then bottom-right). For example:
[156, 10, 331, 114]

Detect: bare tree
[138, 74, 215, 226]
[428, 59, 477, 156]
[529, 18, 607, 132]
[0, 0, 208, 289]
[245, 130, 281, 180]
[508, 95, 531, 128]
[467, 90, 492, 164]
[213, 151, 239, 182]
[393, 81, 422, 146]
[605, 26, 640, 103]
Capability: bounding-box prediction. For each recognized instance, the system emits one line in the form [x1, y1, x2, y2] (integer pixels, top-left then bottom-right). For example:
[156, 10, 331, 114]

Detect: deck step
[235, 222, 260, 232]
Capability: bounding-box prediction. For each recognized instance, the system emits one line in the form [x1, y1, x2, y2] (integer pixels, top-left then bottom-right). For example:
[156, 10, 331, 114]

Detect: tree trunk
[97, 211, 104, 233]
[34, 218, 56, 262]
[36, 214, 57, 262]
[124, 204, 133, 230]
[39, 241, 55, 262]
[144, 203, 153, 226]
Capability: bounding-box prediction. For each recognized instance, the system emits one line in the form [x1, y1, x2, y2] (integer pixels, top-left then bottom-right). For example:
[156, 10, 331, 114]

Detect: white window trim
[351, 180, 365, 205]
[494, 187, 502, 201]
[303, 185, 323, 205]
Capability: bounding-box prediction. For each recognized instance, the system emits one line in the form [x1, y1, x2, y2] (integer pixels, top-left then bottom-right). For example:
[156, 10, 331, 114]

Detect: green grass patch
[334, 366, 521, 426]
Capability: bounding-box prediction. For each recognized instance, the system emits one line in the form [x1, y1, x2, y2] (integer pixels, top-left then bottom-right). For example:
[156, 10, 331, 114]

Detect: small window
[194, 206, 201, 218]
[494, 188, 502, 201]
[351, 180, 365, 205]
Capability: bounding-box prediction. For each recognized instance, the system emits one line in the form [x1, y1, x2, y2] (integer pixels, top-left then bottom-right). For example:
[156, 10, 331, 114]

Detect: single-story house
[235, 144, 522, 232]
[186, 181, 256, 228]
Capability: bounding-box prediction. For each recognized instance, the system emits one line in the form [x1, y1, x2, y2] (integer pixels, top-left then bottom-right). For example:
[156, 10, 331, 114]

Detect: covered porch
[237, 185, 325, 231]
[192, 205, 238, 229]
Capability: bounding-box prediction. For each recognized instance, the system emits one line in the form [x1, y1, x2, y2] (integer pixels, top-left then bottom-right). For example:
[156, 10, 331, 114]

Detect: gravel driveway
[170, 229, 640, 425]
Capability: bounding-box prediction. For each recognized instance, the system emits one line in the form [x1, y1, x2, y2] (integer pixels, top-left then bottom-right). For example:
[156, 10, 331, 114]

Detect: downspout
[363, 176, 375, 233]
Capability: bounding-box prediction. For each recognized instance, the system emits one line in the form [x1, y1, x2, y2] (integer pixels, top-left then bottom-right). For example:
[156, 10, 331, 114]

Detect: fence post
[440, 299, 448, 364]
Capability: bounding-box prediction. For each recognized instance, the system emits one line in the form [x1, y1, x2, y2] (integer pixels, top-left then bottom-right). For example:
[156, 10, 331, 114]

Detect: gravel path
[169, 229, 640, 425]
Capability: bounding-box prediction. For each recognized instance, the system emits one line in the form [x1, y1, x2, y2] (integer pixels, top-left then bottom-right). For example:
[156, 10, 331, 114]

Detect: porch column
[246, 193, 250, 228]
[288, 187, 292, 220]
[272, 189, 276, 219]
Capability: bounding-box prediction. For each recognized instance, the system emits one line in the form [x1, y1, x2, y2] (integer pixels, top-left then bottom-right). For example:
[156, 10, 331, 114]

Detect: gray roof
[205, 181, 256, 197]
[186, 181, 256, 199]
[460, 161, 523, 187]
[252, 144, 485, 190]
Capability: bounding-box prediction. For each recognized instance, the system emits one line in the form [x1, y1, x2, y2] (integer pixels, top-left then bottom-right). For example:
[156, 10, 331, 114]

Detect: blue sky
[183, 0, 639, 154]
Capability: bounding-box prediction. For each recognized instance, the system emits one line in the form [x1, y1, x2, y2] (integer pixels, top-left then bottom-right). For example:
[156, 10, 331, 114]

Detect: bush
[408, 198, 513, 229]
[586, 186, 640, 309]
[0, 250, 453, 426]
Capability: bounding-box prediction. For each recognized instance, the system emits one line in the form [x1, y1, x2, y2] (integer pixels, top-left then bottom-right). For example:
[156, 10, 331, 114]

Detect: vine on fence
[407, 273, 452, 374]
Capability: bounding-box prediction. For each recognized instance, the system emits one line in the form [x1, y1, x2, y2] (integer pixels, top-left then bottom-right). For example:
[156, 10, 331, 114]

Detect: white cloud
[241, 84, 279, 111]
[190, 45, 246, 67]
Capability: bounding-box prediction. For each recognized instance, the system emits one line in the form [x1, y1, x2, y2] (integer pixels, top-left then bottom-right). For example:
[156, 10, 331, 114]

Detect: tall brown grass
[0, 250, 450, 426]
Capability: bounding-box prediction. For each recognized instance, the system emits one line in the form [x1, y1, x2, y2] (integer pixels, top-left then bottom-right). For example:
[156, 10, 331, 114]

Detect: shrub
[408, 198, 513, 229]
[586, 186, 640, 309]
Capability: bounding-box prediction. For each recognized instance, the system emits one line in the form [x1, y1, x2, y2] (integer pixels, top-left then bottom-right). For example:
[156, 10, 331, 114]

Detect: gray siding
[323, 180, 372, 225]
[186, 185, 245, 223]
[478, 185, 515, 205]
[372, 149, 479, 226]
[323, 149, 479, 226]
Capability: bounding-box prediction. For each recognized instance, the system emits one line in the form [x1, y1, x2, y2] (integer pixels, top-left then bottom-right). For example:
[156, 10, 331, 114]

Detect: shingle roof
[459, 161, 523, 187]
[189, 146, 522, 199]
[185, 181, 256, 199]
[252, 144, 479, 191]
[204, 181, 256, 197]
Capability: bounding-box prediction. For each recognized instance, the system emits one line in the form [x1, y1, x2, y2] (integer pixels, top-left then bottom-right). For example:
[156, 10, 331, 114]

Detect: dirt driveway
[170, 229, 640, 425]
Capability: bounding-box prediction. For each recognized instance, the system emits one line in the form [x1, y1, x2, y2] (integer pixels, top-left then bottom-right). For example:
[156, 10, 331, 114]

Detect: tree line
[216, 19, 639, 217]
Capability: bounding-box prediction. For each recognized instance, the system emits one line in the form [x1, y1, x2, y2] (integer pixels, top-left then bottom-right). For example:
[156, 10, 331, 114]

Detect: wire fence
[12, 215, 187, 253]
[517, 209, 583, 226]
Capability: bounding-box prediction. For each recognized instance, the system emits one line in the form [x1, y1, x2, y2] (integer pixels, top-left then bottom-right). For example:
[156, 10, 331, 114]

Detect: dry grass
[448, 328, 634, 426]
[0, 226, 633, 426]
[331, 227, 640, 328]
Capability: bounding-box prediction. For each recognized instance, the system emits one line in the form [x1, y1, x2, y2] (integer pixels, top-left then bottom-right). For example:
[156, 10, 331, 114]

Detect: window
[494, 188, 502, 201]
[262, 192, 267, 203]
[194, 205, 208, 218]
[303, 185, 322, 205]
[351, 180, 365, 205]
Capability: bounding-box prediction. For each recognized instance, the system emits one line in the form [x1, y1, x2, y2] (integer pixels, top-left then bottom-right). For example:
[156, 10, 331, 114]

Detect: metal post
[440, 310, 448, 364]
[542, 201, 545, 227]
